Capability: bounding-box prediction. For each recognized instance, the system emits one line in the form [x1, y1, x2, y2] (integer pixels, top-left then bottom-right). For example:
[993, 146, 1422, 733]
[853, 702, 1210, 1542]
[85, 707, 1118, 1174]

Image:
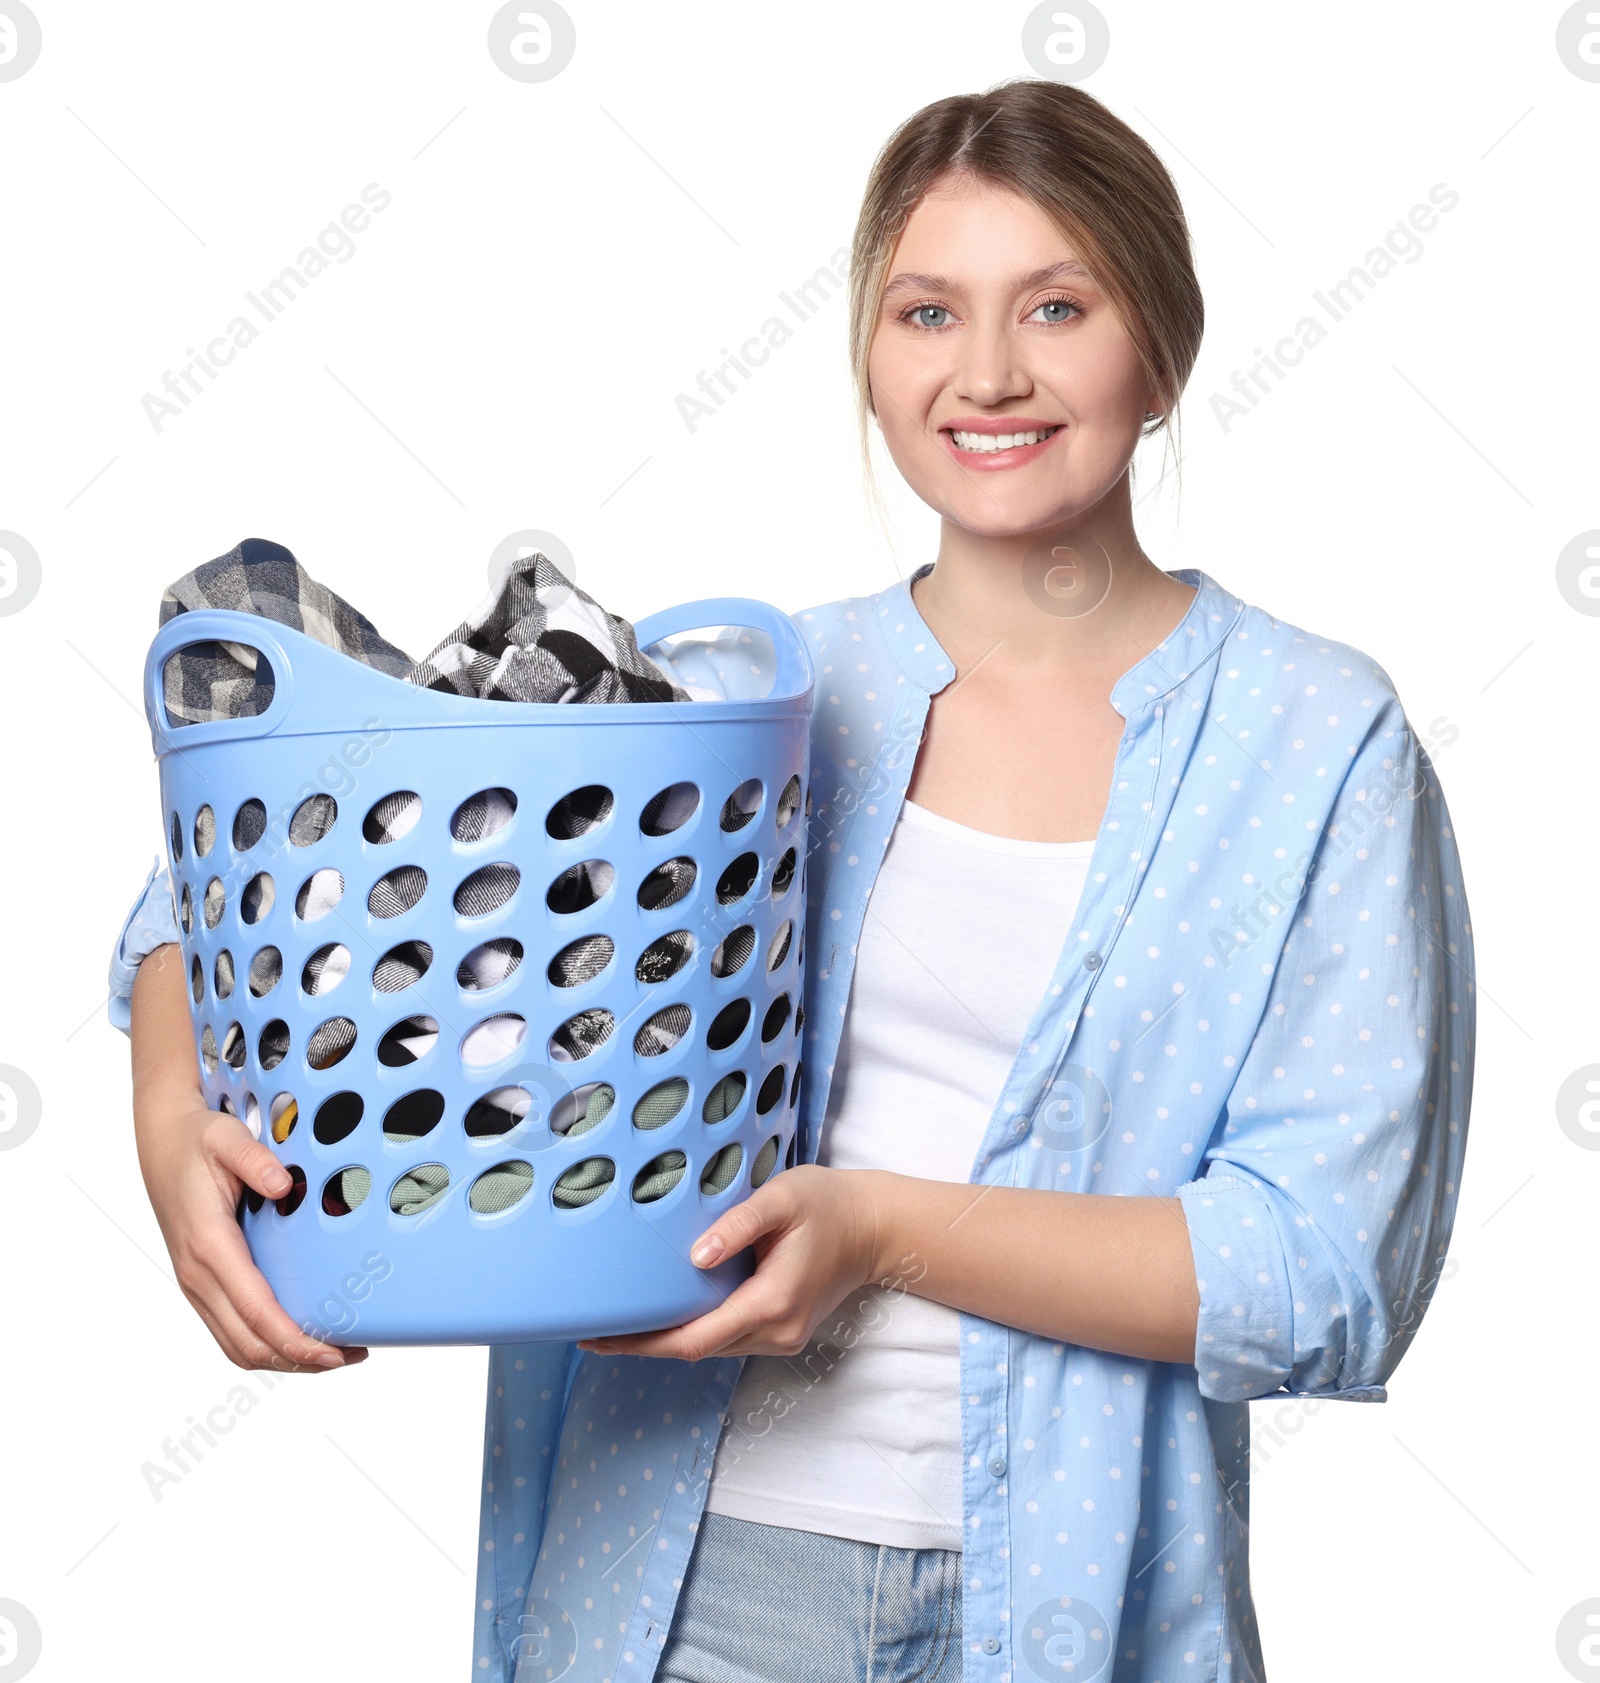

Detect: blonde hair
[848, 78, 1203, 511]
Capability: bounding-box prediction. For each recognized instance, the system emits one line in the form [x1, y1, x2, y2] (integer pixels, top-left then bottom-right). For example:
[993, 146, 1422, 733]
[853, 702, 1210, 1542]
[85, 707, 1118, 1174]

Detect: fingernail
[690, 1236, 723, 1265]
[314, 1351, 343, 1368]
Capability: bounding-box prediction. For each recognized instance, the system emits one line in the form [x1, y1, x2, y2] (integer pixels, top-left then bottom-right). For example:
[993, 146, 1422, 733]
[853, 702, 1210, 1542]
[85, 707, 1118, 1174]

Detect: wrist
[858, 1168, 909, 1287]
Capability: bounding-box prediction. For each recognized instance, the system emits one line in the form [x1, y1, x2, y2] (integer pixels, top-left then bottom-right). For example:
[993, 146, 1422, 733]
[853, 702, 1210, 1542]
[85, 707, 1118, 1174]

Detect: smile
[947, 425, 1061, 453]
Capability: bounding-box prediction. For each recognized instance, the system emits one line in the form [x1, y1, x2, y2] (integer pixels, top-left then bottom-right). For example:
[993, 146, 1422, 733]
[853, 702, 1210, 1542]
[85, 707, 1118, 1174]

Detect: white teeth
[950, 426, 1058, 453]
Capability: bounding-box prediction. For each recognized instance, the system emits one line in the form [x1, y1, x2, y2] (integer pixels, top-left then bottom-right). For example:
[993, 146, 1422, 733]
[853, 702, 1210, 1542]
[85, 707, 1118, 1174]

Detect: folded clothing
[159, 535, 690, 726]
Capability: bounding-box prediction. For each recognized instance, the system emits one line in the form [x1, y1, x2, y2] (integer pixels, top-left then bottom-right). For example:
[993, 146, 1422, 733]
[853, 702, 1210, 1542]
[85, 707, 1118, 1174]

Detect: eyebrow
[881, 259, 1095, 300]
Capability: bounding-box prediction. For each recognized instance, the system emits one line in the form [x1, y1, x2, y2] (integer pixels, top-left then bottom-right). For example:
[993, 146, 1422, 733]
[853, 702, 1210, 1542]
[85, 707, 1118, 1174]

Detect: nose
[951, 314, 1032, 409]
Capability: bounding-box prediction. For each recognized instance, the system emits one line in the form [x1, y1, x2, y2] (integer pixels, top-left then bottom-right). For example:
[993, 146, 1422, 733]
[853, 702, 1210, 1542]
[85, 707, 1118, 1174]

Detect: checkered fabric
[159, 536, 689, 726]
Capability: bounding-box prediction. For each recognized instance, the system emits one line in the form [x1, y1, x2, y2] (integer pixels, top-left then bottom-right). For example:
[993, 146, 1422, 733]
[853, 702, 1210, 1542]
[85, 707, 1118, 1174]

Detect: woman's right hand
[130, 944, 367, 1373]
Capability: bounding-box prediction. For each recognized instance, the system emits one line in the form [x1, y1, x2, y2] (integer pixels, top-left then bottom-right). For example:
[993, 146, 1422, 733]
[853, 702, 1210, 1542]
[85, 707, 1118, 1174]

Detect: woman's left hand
[576, 1164, 892, 1360]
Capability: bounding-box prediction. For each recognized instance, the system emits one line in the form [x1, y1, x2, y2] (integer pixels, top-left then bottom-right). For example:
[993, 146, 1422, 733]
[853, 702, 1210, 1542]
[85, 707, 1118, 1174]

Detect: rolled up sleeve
[107, 859, 182, 1035]
[1177, 705, 1475, 1404]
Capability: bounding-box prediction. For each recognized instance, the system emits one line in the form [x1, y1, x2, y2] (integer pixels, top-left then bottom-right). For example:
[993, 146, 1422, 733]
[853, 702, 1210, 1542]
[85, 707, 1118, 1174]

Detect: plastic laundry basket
[143, 598, 813, 1347]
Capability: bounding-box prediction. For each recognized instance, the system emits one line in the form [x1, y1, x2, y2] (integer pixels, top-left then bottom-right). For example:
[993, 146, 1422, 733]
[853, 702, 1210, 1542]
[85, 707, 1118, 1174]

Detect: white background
[0, 2, 1594, 1679]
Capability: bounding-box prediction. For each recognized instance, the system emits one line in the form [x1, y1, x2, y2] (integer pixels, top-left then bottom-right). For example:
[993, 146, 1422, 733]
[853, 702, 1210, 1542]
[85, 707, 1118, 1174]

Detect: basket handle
[631, 597, 812, 702]
[144, 610, 298, 754]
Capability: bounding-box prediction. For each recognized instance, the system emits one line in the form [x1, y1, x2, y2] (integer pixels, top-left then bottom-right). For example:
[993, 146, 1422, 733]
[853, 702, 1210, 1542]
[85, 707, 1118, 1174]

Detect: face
[867, 172, 1159, 540]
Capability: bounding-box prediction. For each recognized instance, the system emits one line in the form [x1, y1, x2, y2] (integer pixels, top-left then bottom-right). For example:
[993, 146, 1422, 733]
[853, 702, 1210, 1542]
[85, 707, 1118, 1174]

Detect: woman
[112, 80, 1474, 1683]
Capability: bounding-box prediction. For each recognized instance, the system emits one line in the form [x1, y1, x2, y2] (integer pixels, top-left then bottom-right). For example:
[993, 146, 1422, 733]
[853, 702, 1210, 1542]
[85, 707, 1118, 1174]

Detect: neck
[910, 475, 1194, 679]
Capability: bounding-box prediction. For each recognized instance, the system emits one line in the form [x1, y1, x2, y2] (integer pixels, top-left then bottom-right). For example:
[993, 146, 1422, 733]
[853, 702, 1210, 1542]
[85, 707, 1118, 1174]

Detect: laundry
[157, 536, 701, 1220]
[158, 536, 691, 725]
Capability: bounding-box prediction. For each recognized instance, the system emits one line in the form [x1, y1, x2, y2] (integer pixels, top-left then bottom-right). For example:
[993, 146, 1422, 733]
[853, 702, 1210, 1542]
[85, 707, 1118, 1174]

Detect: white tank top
[701, 798, 1095, 1550]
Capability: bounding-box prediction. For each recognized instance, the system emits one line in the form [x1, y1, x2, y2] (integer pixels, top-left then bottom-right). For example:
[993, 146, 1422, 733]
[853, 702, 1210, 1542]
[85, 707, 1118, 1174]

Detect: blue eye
[911, 305, 951, 329]
[1031, 296, 1081, 325]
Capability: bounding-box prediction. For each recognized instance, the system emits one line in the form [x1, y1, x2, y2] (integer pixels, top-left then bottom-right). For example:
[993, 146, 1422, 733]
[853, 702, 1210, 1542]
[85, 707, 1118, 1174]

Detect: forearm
[861, 1171, 1201, 1366]
[130, 945, 205, 1162]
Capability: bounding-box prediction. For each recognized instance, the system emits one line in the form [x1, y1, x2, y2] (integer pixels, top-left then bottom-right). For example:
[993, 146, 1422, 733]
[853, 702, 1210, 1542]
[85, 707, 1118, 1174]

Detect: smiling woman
[106, 74, 1474, 1683]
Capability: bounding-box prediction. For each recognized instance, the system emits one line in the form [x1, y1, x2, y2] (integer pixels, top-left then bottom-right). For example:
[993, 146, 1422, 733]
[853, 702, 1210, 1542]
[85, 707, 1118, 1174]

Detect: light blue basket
[143, 598, 813, 1347]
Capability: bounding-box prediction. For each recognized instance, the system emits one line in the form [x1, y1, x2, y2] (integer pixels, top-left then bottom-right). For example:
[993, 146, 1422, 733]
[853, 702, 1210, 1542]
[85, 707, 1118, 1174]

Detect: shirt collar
[880, 561, 1244, 717]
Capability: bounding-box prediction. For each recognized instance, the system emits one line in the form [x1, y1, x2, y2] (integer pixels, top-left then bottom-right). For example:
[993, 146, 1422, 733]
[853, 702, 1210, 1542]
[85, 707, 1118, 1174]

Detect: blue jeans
[657, 1511, 964, 1682]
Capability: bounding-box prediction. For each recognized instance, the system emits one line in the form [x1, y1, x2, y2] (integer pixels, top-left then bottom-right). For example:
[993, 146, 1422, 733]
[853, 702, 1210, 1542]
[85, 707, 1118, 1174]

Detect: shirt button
[988, 1454, 1007, 1477]
[1084, 951, 1103, 970]
[982, 1636, 1001, 1655]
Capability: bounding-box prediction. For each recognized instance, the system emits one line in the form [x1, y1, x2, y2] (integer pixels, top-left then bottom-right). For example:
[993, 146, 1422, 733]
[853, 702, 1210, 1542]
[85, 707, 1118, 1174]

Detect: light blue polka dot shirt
[108, 565, 1476, 1683]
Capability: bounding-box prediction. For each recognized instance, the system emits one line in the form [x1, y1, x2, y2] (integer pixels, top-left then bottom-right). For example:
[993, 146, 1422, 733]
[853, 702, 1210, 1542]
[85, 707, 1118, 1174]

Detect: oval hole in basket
[701, 1071, 747, 1124]
[378, 1015, 438, 1067]
[700, 1143, 743, 1195]
[633, 1077, 689, 1131]
[369, 865, 427, 919]
[288, 794, 337, 847]
[636, 930, 694, 985]
[383, 1088, 445, 1142]
[720, 779, 762, 833]
[220, 1022, 246, 1070]
[455, 863, 521, 918]
[546, 784, 613, 840]
[194, 805, 216, 858]
[170, 811, 184, 863]
[453, 787, 517, 843]
[202, 877, 226, 929]
[550, 1083, 615, 1138]
[756, 1064, 788, 1115]
[775, 774, 802, 830]
[549, 1009, 615, 1063]
[295, 868, 345, 922]
[242, 1092, 261, 1141]
[258, 1020, 290, 1071]
[306, 1017, 357, 1071]
[640, 782, 699, 837]
[363, 791, 422, 844]
[549, 934, 615, 988]
[322, 1166, 371, 1217]
[750, 1137, 781, 1189]
[214, 949, 235, 1000]
[179, 883, 194, 936]
[248, 946, 281, 998]
[461, 1014, 527, 1068]
[302, 943, 351, 996]
[785, 1132, 797, 1170]
[635, 1004, 691, 1058]
[457, 938, 522, 991]
[463, 1085, 531, 1139]
[552, 1157, 614, 1209]
[547, 859, 614, 915]
[771, 847, 797, 899]
[761, 993, 792, 1044]
[715, 853, 759, 906]
[199, 1025, 219, 1074]
[389, 1163, 450, 1217]
[233, 798, 267, 851]
[706, 999, 751, 1052]
[274, 1164, 307, 1217]
[632, 1151, 687, 1204]
[313, 1091, 365, 1145]
[269, 1093, 298, 1143]
[711, 925, 755, 978]
[790, 1062, 803, 1110]
[373, 939, 433, 994]
[241, 870, 274, 925]
[766, 921, 793, 972]
[189, 954, 204, 1004]
[637, 857, 696, 912]
[469, 1160, 535, 1214]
